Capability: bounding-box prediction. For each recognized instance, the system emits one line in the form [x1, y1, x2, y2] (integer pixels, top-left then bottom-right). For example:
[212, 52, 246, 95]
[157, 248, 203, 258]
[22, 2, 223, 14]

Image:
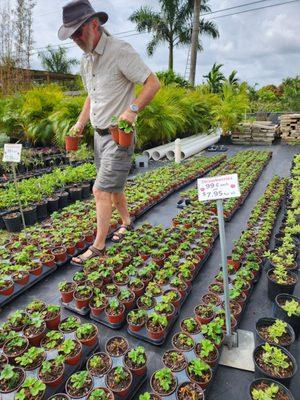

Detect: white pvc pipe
[166, 133, 220, 160]
[174, 139, 181, 163]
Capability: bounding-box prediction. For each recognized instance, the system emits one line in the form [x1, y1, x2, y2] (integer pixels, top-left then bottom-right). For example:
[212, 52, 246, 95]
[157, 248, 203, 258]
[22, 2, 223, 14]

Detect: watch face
[130, 104, 139, 112]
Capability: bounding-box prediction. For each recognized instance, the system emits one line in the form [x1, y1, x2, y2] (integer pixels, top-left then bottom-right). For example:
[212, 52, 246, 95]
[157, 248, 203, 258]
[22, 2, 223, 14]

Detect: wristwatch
[129, 103, 139, 113]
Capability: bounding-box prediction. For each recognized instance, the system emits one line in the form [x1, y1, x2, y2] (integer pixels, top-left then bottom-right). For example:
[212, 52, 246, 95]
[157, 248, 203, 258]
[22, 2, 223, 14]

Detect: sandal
[71, 245, 106, 267]
[111, 223, 134, 243]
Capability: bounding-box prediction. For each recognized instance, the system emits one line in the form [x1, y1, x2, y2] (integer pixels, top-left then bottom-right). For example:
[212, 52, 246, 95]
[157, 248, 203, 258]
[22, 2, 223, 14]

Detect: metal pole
[12, 163, 26, 230]
[216, 199, 232, 340]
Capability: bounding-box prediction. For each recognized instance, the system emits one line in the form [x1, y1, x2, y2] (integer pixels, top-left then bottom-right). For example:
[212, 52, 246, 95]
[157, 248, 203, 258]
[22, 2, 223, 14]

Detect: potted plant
[15, 377, 46, 400]
[150, 368, 177, 397]
[87, 353, 112, 377]
[267, 266, 298, 301]
[90, 292, 108, 316]
[162, 349, 187, 372]
[146, 313, 168, 341]
[127, 309, 147, 332]
[105, 299, 125, 324]
[73, 285, 93, 309]
[105, 336, 129, 357]
[139, 393, 161, 400]
[275, 294, 300, 339]
[195, 339, 219, 367]
[249, 378, 294, 400]
[41, 331, 64, 351]
[76, 323, 98, 347]
[59, 338, 82, 366]
[194, 303, 216, 325]
[176, 382, 204, 400]
[172, 332, 194, 352]
[201, 319, 224, 348]
[180, 317, 201, 335]
[186, 358, 212, 389]
[88, 387, 115, 400]
[117, 289, 135, 309]
[65, 128, 81, 152]
[0, 365, 25, 394]
[66, 371, 93, 398]
[109, 116, 120, 144]
[42, 304, 61, 329]
[23, 317, 46, 346]
[106, 366, 133, 398]
[0, 277, 14, 296]
[117, 119, 134, 148]
[124, 346, 147, 376]
[255, 318, 295, 348]
[58, 316, 81, 334]
[26, 299, 46, 314]
[3, 336, 29, 361]
[253, 343, 297, 386]
[15, 347, 45, 371]
[38, 356, 65, 387]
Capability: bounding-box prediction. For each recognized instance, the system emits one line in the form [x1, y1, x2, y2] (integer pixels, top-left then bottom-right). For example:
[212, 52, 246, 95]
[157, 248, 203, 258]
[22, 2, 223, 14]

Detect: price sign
[2, 144, 22, 163]
[198, 174, 241, 201]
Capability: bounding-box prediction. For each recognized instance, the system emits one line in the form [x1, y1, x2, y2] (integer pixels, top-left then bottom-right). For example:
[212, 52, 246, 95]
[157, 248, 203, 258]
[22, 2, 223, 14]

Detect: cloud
[25, 0, 300, 86]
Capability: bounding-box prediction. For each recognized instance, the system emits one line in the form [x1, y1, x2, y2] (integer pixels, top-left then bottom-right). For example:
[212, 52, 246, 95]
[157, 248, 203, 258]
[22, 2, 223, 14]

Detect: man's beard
[76, 32, 94, 53]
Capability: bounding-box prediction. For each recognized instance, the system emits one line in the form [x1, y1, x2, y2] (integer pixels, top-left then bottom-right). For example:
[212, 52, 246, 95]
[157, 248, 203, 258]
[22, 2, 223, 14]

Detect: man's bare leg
[112, 192, 132, 240]
[72, 187, 112, 263]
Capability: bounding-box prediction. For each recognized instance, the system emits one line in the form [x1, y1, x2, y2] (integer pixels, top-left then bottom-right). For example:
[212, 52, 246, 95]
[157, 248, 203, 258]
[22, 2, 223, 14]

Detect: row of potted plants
[138, 176, 287, 399]
[180, 150, 271, 220]
[0, 162, 96, 231]
[0, 299, 100, 400]
[0, 155, 225, 306]
[249, 160, 299, 400]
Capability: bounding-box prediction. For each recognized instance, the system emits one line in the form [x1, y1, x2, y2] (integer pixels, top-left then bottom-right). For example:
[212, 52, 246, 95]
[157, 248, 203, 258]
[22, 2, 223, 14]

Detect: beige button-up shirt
[80, 32, 152, 129]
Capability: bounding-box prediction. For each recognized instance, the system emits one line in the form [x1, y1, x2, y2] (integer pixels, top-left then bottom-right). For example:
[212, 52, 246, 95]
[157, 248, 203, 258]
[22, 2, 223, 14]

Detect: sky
[9, 0, 300, 87]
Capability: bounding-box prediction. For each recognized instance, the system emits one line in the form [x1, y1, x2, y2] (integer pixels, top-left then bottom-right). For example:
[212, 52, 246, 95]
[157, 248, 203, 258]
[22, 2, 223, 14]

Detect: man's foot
[71, 245, 106, 265]
[111, 223, 134, 243]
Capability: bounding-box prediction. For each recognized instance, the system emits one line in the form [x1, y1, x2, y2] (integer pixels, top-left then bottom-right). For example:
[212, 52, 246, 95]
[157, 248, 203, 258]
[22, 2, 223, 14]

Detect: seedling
[251, 383, 279, 400]
[267, 320, 287, 344]
[0, 365, 20, 390]
[282, 299, 300, 317]
[154, 368, 173, 391]
[69, 371, 89, 389]
[188, 358, 210, 378]
[128, 346, 146, 366]
[15, 377, 46, 400]
[261, 343, 290, 374]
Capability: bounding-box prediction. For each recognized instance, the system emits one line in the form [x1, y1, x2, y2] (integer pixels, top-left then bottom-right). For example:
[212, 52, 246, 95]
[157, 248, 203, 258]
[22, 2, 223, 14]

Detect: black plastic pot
[23, 206, 38, 226]
[267, 269, 297, 302]
[3, 212, 23, 232]
[58, 192, 69, 209]
[36, 201, 48, 221]
[47, 197, 59, 213]
[81, 183, 91, 199]
[248, 378, 294, 400]
[253, 343, 297, 387]
[0, 210, 10, 230]
[69, 187, 82, 202]
[255, 317, 295, 348]
[275, 294, 300, 339]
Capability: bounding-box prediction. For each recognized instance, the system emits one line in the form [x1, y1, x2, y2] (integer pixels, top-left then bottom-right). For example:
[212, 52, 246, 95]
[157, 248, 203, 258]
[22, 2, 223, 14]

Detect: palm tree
[129, 0, 219, 71]
[228, 70, 239, 86]
[38, 46, 79, 74]
[203, 62, 225, 93]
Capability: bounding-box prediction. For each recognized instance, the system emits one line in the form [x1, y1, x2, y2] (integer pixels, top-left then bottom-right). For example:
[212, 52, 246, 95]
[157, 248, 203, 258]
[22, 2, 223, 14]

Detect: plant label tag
[2, 144, 22, 163]
[198, 174, 241, 201]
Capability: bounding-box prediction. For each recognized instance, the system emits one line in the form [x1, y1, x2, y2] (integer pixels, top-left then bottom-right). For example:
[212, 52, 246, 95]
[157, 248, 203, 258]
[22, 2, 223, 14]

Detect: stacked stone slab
[280, 114, 300, 144]
[231, 121, 278, 144]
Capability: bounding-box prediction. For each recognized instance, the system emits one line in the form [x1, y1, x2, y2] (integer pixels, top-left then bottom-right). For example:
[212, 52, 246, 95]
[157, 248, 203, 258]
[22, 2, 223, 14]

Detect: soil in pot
[88, 387, 115, 400]
[267, 269, 297, 301]
[151, 368, 177, 396]
[254, 343, 296, 385]
[162, 350, 187, 372]
[23, 321, 46, 346]
[106, 366, 132, 397]
[87, 353, 112, 377]
[3, 212, 22, 233]
[180, 317, 201, 335]
[186, 359, 212, 389]
[249, 378, 294, 400]
[3, 336, 29, 359]
[0, 366, 25, 393]
[195, 340, 219, 367]
[177, 382, 204, 400]
[106, 336, 129, 357]
[172, 333, 195, 352]
[275, 295, 300, 339]
[66, 371, 93, 398]
[58, 316, 81, 334]
[256, 318, 295, 347]
[39, 359, 64, 386]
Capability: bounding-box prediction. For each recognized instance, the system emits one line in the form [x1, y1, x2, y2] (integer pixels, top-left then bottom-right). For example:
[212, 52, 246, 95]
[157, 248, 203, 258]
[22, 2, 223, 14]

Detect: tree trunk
[189, 0, 201, 86]
[168, 41, 174, 71]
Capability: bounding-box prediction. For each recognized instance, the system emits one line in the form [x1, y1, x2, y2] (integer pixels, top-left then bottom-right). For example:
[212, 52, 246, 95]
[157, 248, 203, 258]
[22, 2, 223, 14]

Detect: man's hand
[118, 109, 137, 125]
[70, 121, 85, 137]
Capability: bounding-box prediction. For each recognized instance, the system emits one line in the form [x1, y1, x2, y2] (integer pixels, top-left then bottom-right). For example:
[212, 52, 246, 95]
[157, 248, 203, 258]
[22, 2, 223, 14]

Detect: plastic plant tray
[0, 328, 99, 400]
[65, 341, 147, 400]
[127, 284, 192, 346]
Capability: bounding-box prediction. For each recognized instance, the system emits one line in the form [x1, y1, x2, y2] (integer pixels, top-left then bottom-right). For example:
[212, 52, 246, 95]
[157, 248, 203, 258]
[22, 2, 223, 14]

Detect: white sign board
[198, 174, 241, 201]
[2, 144, 22, 163]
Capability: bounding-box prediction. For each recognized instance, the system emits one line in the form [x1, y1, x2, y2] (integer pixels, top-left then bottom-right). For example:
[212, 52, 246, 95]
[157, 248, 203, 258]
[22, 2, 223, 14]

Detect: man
[58, 0, 160, 264]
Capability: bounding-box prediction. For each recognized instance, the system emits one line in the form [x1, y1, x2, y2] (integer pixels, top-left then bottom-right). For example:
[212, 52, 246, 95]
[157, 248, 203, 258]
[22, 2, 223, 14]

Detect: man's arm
[71, 96, 91, 135]
[119, 73, 161, 125]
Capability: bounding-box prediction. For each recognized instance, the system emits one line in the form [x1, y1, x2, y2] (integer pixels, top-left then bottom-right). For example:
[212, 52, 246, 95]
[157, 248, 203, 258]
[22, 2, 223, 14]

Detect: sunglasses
[71, 19, 91, 39]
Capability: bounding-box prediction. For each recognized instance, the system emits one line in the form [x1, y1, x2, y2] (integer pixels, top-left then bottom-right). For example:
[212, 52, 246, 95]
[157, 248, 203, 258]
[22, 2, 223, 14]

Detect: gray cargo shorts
[93, 132, 134, 193]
